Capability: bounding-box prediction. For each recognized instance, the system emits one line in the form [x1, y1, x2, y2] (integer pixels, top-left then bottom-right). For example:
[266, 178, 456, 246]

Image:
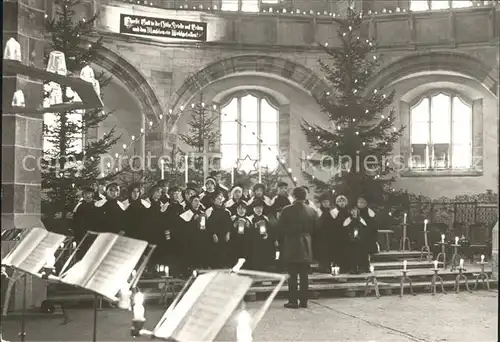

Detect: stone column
[492, 221, 498, 281]
[2, 0, 47, 311]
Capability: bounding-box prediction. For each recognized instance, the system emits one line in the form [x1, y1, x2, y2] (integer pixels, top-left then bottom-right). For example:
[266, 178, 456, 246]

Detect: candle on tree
[441, 234, 445, 243]
[481, 255, 485, 263]
[403, 260, 407, 271]
[434, 260, 438, 269]
[459, 259, 464, 268]
[455, 236, 459, 245]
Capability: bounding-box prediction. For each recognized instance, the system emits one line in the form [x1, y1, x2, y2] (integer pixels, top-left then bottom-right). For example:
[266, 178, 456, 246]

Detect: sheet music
[2, 228, 47, 269]
[17, 232, 66, 274]
[83, 235, 148, 300]
[155, 272, 252, 342]
[61, 233, 117, 287]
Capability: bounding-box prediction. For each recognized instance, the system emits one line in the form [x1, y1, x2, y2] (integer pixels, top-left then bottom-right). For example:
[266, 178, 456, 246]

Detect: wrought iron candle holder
[420, 229, 431, 261]
[474, 261, 491, 291]
[399, 269, 415, 297]
[430, 268, 447, 295]
[436, 242, 447, 269]
[450, 244, 462, 271]
[454, 266, 472, 293]
[364, 270, 380, 298]
[399, 223, 411, 252]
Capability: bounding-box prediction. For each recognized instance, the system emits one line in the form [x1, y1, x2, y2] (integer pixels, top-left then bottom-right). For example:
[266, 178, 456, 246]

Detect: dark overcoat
[278, 201, 317, 264]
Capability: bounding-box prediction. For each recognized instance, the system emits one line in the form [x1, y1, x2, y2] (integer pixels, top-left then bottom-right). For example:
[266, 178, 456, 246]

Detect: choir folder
[59, 233, 149, 301]
[1, 227, 67, 275]
[153, 271, 253, 342]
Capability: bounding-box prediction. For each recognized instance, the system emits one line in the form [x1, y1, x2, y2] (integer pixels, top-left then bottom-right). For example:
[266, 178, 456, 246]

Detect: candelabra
[420, 229, 431, 261]
[399, 223, 411, 252]
[364, 269, 380, 298]
[450, 243, 462, 271]
[474, 260, 491, 291]
[454, 266, 472, 294]
[436, 242, 447, 269]
[399, 269, 415, 297]
[430, 267, 447, 296]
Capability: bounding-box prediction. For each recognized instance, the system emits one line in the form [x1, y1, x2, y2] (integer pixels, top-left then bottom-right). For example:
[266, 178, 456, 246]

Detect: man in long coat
[278, 187, 317, 309]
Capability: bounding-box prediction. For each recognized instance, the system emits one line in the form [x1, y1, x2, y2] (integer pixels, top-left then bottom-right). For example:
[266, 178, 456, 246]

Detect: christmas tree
[179, 102, 221, 185]
[301, 5, 404, 206]
[42, 0, 121, 220]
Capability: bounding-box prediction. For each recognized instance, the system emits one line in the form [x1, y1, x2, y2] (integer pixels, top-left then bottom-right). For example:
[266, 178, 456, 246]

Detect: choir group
[72, 171, 379, 276]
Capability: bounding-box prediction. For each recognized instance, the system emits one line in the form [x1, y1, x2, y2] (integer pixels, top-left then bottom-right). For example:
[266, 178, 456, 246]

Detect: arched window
[410, 92, 472, 170]
[410, 0, 477, 11]
[220, 92, 279, 171]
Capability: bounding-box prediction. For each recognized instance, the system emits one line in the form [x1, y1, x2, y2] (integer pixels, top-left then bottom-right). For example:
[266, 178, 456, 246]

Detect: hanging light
[11, 90, 25, 107]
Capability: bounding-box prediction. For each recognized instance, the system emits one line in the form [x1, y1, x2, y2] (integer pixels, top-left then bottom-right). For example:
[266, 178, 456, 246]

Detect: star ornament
[236, 155, 259, 173]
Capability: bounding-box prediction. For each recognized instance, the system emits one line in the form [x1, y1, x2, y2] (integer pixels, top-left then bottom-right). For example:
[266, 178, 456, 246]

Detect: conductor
[278, 186, 317, 309]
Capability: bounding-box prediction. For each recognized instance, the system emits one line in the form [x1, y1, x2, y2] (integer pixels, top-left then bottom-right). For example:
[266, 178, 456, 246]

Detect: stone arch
[168, 55, 328, 128]
[368, 51, 498, 97]
[94, 46, 163, 123]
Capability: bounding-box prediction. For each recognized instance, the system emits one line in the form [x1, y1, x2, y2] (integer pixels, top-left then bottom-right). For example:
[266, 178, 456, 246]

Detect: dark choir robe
[246, 196, 272, 216]
[343, 216, 370, 273]
[179, 208, 207, 269]
[359, 207, 379, 254]
[247, 214, 273, 270]
[206, 206, 232, 268]
[270, 195, 293, 217]
[159, 193, 170, 206]
[122, 198, 150, 240]
[145, 198, 169, 264]
[200, 190, 217, 209]
[313, 206, 336, 267]
[94, 198, 127, 234]
[224, 198, 247, 216]
[72, 200, 96, 241]
[330, 206, 350, 271]
[93, 192, 106, 202]
[229, 214, 251, 263]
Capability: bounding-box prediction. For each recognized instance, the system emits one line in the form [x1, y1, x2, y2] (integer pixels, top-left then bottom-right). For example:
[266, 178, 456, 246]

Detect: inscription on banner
[120, 14, 207, 41]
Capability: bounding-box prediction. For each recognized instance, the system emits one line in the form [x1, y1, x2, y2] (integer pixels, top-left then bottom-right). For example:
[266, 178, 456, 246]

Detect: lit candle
[424, 219, 428, 232]
[200, 216, 206, 230]
[165, 266, 169, 277]
[455, 236, 459, 245]
[275, 251, 280, 260]
[236, 310, 252, 342]
[160, 159, 165, 180]
[403, 213, 407, 224]
[441, 234, 445, 243]
[133, 292, 145, 321]
[118, 285, 131, 310]
[72, 241, 77, 249]
[481, 255, 485, 263]
[459, 259, 464, 268]
[231, 164, 235, 186]
[238, 220, 245, 234]
[353, 229, 358, 237]
[259, 223, 266, 235]
[433, 260, 438, 269]
[331, 264, 335, 275]
[159, 265, 164, 272]
[184, 155, 189, 183]
[403, 260, 407, 271]
[369, 265, 374, 273]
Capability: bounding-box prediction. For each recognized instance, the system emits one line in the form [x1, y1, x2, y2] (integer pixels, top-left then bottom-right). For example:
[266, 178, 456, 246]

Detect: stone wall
[90, 1, 498, 198]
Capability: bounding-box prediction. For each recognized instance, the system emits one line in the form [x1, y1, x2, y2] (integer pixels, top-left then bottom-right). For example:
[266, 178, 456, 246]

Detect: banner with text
[120, 14, 207, 41]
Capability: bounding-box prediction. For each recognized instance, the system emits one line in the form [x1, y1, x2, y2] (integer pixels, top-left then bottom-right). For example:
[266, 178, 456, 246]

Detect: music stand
[1, 227, 69, 341]
[50, 232, 156, 342]
[131, 260, 287, 342]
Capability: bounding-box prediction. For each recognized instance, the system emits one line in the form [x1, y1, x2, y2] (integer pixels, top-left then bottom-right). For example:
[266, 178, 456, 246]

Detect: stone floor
[1, 291, 497, 341]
